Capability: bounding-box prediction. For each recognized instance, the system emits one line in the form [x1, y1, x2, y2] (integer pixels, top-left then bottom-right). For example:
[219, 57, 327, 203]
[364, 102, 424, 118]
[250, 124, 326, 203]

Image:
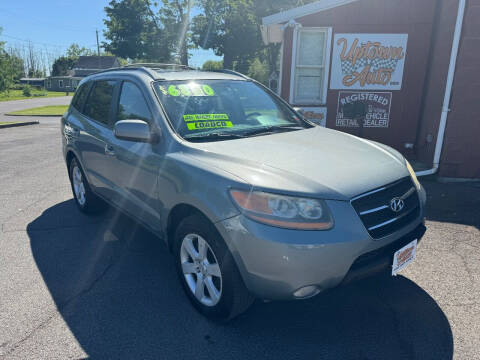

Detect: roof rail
[91, 63, 194, 79]
[125, 63, 193, 71]
[91, 66, 157, 79]
[207, 69, 251, 80]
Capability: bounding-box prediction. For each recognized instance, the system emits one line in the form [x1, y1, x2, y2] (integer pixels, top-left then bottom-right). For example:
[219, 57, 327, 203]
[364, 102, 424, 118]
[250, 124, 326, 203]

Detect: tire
[173, 214, 254, 321]
[69, 158, 106, 215]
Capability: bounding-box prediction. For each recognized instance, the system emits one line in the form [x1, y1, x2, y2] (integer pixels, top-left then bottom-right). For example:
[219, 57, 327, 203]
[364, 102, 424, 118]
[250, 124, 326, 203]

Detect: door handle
[104, 144, 115, 156]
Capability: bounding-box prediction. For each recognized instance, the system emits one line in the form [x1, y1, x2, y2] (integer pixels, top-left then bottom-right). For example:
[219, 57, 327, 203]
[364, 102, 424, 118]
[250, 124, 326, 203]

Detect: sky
[0, 0, 221, 69]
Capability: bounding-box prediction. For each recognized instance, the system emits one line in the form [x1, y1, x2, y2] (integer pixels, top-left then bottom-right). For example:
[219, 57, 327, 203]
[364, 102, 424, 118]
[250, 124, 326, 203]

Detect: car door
[107, 80, 161, 230]
[75, 79, 119, 201]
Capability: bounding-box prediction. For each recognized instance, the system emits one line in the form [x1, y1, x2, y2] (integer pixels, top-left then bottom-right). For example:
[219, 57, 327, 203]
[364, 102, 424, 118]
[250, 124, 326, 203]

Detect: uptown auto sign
[330, 33, 408, 90]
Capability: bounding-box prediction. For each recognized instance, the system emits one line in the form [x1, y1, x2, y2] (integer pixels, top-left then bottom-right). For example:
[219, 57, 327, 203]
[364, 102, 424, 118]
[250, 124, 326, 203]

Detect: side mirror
[114, 120, 155, 143]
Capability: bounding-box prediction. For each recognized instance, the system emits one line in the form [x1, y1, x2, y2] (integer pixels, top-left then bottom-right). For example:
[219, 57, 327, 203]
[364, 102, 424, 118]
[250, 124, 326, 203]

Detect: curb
[4, 114, 63, 117]
[0, 121, 39, 129]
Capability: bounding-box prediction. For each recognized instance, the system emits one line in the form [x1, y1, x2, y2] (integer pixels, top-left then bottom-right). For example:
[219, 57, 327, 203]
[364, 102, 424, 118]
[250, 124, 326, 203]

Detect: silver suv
[62, 64, 427, 320]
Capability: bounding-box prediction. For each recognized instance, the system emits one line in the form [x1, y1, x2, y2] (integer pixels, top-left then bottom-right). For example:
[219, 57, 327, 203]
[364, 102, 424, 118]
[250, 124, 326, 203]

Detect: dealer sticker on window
[392, 239, 417, 276]
[158, 84, 216, 97]
[183, 114, 234, 130]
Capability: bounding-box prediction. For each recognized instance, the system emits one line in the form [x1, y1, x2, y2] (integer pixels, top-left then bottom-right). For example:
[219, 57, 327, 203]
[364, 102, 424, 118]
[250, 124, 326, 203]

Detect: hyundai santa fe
[61, 64, 427, 320]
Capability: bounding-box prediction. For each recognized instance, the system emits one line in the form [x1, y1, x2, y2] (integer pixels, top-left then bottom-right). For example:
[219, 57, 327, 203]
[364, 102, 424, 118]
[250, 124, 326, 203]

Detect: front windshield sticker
[183, 113, 233, 130]
[160, 84, 216, 97]
[202, 85, 215, 96]
[168, 85, 181, 96]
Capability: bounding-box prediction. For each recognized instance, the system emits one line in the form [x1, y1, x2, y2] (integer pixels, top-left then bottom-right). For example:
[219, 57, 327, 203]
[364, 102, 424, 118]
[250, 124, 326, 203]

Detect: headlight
[406, 160, 422, 190]
[229, 190, 334, 230]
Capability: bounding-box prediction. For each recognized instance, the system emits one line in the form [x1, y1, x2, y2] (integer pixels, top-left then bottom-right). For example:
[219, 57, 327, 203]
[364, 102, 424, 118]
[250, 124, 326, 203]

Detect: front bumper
[217, 199, 425, 300]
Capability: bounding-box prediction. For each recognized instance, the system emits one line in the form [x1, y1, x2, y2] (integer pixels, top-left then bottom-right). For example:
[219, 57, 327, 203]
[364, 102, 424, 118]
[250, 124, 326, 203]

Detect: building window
[291, 28, 332, 105]
[59, 80, 64, 88]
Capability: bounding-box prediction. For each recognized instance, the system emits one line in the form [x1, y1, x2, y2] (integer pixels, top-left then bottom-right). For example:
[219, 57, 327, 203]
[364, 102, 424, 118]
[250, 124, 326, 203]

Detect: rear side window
[71, 82, 91, 112]
[84, 80, 116, 126]
[117, 82, 152, 123]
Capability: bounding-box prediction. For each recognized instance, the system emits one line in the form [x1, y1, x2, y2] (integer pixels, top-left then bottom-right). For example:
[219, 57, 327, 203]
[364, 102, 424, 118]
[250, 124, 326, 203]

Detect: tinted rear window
[71, 82, 91, 112]
[84, 80, 116, 126]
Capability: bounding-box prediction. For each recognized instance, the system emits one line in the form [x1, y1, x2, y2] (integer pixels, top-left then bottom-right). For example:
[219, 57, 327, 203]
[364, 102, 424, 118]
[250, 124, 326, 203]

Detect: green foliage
[22, 84, 32, 97]
[201, 60, 223, 71]
[191, 0, 319, 72]
[51, 56, 77, 76]
[51, 43, 97, 76]
[66, 43, 96, 59]
[103, 0, 170, 62]
[247, 58, 269, 85]
[0, 28, 15, 93]
[158, 0, 193, 65]
[192, 0, 260, 70]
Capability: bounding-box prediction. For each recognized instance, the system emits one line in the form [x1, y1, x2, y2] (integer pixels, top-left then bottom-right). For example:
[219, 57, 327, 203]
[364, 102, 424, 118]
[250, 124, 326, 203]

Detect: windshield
[153, 80, 311, 141]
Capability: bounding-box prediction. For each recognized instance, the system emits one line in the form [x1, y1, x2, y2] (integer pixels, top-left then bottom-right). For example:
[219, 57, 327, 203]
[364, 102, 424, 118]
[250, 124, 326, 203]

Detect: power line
[1, 34, 97, 50]
[1, 34, 69, 48]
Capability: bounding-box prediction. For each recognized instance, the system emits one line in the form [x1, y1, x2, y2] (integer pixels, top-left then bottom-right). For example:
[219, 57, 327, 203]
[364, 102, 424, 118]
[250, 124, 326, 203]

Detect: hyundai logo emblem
[390, 198, 405, 212]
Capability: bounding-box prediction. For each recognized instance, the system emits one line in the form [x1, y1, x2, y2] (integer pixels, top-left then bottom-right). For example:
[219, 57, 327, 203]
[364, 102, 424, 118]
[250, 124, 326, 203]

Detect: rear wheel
[69, 158, 106, 214]
[173, 214, 254, 321]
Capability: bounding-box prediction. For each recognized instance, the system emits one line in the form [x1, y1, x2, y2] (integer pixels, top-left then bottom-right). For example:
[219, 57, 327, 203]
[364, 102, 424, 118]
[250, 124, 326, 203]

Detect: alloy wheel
[72, 165, 86, 206]
[180, 233, 222, 306]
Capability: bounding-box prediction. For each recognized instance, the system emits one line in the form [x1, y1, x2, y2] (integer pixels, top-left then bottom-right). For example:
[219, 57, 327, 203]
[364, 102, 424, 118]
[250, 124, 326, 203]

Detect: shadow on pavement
[28, 199, 453, 360]
[422, 180, 480, 229]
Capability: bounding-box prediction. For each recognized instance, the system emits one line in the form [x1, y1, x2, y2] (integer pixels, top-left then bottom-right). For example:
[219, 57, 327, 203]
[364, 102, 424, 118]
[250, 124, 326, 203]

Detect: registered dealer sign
[336, 91, 392, 128]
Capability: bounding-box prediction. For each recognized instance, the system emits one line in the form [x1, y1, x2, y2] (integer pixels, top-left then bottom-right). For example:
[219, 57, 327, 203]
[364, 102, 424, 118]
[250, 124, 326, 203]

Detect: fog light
[293, 286, 320, 299]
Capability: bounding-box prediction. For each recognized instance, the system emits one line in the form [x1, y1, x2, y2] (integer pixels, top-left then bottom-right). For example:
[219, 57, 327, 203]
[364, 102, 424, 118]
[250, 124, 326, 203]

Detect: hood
[185, 127, 409, 201]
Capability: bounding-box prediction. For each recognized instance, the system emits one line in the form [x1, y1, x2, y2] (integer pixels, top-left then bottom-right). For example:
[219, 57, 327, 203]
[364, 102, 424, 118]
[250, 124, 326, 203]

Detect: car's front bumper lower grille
[351, 177, 421, 239]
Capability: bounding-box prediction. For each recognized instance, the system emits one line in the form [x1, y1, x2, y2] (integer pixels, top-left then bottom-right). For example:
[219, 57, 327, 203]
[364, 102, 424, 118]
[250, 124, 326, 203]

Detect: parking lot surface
[0, 117, 479, 359]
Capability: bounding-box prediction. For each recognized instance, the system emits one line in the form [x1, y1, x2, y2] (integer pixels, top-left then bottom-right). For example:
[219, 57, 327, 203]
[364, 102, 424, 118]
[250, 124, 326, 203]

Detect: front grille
[351, 177, 420, 239]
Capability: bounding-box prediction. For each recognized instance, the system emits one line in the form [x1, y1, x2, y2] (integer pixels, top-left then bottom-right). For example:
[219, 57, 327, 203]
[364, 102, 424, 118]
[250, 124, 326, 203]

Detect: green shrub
[10, 83, 24, 90]
[202, 60, 223, 71]
[22, 84, 32, 97]
[247, 58, 269, 85]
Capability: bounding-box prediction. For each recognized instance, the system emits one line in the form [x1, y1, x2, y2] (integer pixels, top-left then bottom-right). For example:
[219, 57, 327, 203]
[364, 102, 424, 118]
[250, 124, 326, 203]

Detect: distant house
[19, 78, 46, 88]
[46, 56, 120, 92]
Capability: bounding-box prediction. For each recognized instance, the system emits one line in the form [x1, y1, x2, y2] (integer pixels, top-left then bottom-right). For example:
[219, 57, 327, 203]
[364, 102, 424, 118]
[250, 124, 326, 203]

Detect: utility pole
[96, 29, 100, 56]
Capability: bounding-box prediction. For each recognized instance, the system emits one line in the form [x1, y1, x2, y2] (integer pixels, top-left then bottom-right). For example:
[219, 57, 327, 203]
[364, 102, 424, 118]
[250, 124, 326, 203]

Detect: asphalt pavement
[0, 116, 479, 359]
[0, 96, 72, 125]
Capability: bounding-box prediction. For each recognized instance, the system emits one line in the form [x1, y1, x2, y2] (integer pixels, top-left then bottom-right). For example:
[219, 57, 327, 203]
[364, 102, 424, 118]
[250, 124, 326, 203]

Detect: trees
[201, 60, 223, 71]
[100, 0, 319, 72]
[158, 0, 193, 66]
[103, 0, 194, 64]
[191, 0, 318, 74]
[51, 44, 97, 76]
[103, 0, 170, 62]
[191, 0, 260, 71]
[51, 56, 77, 76]
[0, 28, 17, 92]
[66, 43, 96, 58]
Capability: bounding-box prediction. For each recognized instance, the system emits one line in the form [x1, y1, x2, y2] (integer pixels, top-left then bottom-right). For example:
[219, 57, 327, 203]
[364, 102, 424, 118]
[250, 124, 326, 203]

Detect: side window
[84, 80, 116, 126]
[117, 82, 152, 123]
[71, 82, 91, 113]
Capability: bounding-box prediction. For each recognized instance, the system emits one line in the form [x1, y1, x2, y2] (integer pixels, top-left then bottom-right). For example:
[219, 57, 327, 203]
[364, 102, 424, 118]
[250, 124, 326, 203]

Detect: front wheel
[173, 214, 254, 321]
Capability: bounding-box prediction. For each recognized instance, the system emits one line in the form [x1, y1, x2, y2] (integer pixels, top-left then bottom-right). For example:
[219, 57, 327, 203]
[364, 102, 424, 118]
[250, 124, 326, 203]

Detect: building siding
[280, 0, 439, 158]
[438, 0, 480, 178]
[276, 0, 479, 178]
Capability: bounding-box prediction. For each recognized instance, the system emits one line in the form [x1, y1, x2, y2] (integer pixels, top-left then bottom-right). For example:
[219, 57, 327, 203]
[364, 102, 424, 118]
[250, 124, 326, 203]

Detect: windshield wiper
[240, 125, 306, 137]
[183, 131, 248, 142]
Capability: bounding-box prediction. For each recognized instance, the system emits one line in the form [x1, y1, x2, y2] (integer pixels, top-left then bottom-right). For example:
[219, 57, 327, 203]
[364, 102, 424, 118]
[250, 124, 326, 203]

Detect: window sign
[336, 91, 392, 128]
[330, 34, 408, 90]
[299, 107, 327, 127]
